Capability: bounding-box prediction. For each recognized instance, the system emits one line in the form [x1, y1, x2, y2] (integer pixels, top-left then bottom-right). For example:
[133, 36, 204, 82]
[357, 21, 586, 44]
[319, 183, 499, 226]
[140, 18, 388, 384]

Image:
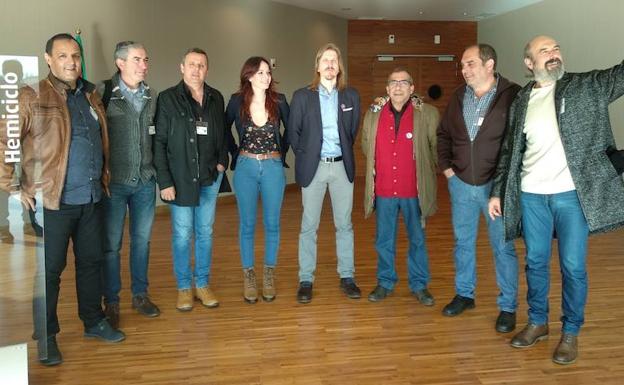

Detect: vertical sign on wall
[0, 55, 47, 362]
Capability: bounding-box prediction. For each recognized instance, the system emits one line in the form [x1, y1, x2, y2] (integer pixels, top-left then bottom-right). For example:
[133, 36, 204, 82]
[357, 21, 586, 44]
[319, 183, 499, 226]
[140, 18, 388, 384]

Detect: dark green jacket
[154, 81, 230, 206]
[492, 62, 624, 240]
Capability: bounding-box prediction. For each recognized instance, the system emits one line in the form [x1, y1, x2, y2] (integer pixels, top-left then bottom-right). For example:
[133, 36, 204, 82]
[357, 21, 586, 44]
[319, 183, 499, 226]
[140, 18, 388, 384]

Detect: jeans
[169, 172, 223, 290]
[298, 161, 354, 282]
[103, 178, 156, 304]
[233, 156, 285, 269]
[43, 202, 105, 335]
[448, 175, 518, 312]
[520, 190, 589, 335]
[375, 197, 430, 292]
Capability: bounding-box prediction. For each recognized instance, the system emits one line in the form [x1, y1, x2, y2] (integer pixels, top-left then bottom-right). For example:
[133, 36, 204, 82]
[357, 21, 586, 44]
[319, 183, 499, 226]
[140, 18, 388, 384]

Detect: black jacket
[154, 81, 230, 206]
[437, 75, 520, 186]
[288, 86, 361, 187]
[225, 92, 290, 170]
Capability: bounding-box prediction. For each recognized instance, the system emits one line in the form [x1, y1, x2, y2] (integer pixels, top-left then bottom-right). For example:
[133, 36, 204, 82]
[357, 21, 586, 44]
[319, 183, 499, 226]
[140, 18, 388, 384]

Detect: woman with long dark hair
[225, 56, 289, 303]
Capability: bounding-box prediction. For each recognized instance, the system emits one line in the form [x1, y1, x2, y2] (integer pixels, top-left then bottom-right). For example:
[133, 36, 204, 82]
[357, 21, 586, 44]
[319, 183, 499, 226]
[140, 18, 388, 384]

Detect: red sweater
[374, 103, 417, 198]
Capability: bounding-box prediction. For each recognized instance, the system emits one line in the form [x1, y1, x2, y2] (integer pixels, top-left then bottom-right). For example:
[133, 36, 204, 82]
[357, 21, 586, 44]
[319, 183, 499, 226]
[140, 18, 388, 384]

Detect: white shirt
[521, 84, 576, 194]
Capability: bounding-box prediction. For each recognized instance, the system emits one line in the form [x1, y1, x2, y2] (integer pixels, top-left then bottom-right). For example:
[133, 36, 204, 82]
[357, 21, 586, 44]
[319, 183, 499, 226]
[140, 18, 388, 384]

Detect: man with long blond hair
[288, 43, 361, 303]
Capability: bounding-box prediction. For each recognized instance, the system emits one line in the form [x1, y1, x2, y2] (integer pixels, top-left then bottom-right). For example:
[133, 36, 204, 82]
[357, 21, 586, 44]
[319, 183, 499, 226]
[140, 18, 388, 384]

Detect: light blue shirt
[118, 78, 148, 113]
[463, 75, 499, 141]
[318, 85, 342, 157]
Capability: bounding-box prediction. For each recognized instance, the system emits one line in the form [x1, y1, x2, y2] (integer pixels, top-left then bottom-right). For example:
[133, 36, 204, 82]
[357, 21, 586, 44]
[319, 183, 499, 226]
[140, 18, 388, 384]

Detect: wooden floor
[2, 175, 624, 385]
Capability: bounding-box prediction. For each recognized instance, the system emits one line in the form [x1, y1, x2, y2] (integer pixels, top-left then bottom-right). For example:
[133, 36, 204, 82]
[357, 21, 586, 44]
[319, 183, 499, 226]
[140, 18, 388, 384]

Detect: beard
[322, 67, 337, 80]
[533, 58, 565, 84]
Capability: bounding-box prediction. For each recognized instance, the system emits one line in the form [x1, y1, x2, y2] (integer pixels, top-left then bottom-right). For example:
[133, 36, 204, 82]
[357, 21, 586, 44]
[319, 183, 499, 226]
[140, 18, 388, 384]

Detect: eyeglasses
[387, 79, 412, 88]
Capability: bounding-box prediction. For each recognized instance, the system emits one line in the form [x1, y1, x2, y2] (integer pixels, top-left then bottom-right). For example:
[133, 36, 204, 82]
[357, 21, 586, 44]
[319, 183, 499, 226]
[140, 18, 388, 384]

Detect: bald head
[524, 35, 558, 60]
[523, 35, 564, 86]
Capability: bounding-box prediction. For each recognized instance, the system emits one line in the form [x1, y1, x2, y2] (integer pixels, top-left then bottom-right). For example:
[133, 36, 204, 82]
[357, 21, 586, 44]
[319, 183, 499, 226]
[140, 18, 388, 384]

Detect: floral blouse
[240, 120, 279, 154]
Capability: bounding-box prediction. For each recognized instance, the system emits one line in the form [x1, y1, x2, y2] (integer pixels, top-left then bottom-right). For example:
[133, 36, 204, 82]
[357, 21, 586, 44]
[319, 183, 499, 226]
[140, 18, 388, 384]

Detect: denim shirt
[61, 79, 103, 204]
[318, 85, 341, 157]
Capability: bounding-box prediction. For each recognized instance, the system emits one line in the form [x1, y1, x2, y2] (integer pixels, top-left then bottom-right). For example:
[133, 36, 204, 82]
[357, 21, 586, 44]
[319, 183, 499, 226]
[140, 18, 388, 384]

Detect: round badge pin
[406, 132, 413, 139]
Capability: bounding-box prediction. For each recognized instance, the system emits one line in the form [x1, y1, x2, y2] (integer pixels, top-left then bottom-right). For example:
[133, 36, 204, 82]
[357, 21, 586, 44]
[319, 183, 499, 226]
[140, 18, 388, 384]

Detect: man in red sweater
[361, 67, 439, 303]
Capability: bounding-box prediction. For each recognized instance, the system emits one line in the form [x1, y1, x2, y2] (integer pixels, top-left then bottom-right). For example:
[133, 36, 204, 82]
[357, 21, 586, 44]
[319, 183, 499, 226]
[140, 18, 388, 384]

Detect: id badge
[196, 121, 208, 135]
[89, 106, 99, 121]
[148, 125, 156, 135]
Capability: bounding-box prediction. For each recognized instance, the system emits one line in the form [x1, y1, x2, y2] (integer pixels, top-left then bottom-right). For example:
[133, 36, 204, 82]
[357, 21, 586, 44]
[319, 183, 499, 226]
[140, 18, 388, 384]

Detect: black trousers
[44, 201, 105, 335]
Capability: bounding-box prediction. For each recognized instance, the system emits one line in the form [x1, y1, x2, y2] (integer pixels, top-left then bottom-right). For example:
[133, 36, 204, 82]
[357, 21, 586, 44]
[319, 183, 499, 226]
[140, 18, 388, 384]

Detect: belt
[239, 151, 281, 160]
[320, 156, 343, 163]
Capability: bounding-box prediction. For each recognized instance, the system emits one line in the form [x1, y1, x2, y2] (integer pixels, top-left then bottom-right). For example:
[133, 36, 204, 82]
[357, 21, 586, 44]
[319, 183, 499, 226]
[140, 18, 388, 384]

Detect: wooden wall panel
[348, 20, 477, 176]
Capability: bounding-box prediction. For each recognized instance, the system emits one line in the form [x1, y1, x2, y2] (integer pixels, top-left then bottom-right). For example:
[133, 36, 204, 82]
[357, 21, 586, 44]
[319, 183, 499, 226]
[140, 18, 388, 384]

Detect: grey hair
[114, 41, 145, 61]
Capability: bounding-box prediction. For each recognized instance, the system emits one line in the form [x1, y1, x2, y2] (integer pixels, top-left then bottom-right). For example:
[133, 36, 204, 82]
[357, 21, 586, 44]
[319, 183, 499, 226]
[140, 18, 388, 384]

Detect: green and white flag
[74, 29, 87, 80]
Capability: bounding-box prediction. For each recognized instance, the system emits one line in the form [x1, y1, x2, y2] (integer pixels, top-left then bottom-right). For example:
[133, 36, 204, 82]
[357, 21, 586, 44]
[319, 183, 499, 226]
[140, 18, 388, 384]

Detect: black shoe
[84, 319, 125, 343]
[368, 285, 392, 302]
[442, 295, 475, 317]
[297, 281, 313, 304]
[412, 288, 435, 306]
[132, 294, 161, 318]
[104, 302, 120, 330]
[495, 311, 516, 333]
[39, 335, 63, 366]
[340, 278, 361, 299]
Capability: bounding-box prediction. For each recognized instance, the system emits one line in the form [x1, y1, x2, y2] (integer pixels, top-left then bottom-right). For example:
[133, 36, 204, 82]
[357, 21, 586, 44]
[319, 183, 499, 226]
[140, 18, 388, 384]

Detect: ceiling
[270, 0, 543, 21]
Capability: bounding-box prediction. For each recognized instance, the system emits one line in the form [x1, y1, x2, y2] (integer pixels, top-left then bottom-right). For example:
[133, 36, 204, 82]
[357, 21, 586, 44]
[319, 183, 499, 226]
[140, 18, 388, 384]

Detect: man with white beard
[489, 35, 624, 365]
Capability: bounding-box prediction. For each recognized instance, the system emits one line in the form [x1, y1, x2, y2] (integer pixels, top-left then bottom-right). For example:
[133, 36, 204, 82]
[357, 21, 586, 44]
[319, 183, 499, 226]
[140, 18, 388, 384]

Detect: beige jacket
[361, 96, 439, 219]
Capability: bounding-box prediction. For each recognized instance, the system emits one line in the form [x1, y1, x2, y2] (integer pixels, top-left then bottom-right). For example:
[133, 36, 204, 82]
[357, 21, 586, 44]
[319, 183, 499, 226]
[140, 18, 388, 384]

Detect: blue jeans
[448, 176, 518, 312]
[375, 197, 430, 292]
[103, 178, 156, 303]
[520, 190, 589, 335]
[298, 161, 354, 282]
[233, 156, 285, 269]
[170, 172, 223, 290]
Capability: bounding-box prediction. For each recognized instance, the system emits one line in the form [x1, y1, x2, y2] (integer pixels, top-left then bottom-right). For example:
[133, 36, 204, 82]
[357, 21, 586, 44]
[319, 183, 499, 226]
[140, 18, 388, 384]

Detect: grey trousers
[298, 161, 355, 282]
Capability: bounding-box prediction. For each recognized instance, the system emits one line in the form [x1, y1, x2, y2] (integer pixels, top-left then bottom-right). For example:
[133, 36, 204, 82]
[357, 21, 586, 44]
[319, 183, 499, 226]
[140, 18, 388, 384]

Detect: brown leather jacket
[0, 73, 110, 210]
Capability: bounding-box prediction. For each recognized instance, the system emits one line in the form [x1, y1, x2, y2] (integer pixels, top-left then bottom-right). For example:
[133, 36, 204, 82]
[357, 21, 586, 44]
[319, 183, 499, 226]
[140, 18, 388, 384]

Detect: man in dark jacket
[437, 44, 520, 333]
[489, 35, 624, 365]
[154, 48, 228, 312]
[288, 43, 361, 303]
[99, 41, 160, 329]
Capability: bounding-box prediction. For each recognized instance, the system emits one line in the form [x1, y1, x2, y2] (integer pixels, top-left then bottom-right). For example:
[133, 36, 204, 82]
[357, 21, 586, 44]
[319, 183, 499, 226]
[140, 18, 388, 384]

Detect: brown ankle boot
[262, 266, 276, 302]
[510, 323, 549, 348]
[195, 287, 219, 308]
[552, 333, 578, 365]
[176, 289, 194, 312]
[243, 268, 258, 303]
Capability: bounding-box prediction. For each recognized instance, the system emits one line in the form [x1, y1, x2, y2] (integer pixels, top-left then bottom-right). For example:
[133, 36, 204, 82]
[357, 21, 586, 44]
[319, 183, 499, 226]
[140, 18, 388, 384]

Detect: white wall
[478, 0, 624, 145]
[0, 0, 348, 184]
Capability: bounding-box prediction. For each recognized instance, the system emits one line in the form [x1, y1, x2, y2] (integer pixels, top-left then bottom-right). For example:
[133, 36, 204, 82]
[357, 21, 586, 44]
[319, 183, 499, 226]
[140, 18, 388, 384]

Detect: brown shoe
[132, 294, 161, 318]
[243, 268, 258, 303]
[195, 286, 219, 308]
[176, 289, 194, 312]
[552, 333, 578, 365]
[510, 323, 549, 348]
[262, 266, 276, 302]
[104, 302, 120, 329]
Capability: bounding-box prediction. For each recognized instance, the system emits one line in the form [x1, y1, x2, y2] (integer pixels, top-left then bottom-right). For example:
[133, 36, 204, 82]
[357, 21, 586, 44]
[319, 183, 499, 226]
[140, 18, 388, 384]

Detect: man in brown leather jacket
[0, 33, 124, 366]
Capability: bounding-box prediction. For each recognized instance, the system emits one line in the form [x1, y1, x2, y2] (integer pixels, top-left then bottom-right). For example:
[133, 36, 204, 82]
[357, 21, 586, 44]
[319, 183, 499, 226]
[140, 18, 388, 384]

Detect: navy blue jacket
[288, 86, 361, 187]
